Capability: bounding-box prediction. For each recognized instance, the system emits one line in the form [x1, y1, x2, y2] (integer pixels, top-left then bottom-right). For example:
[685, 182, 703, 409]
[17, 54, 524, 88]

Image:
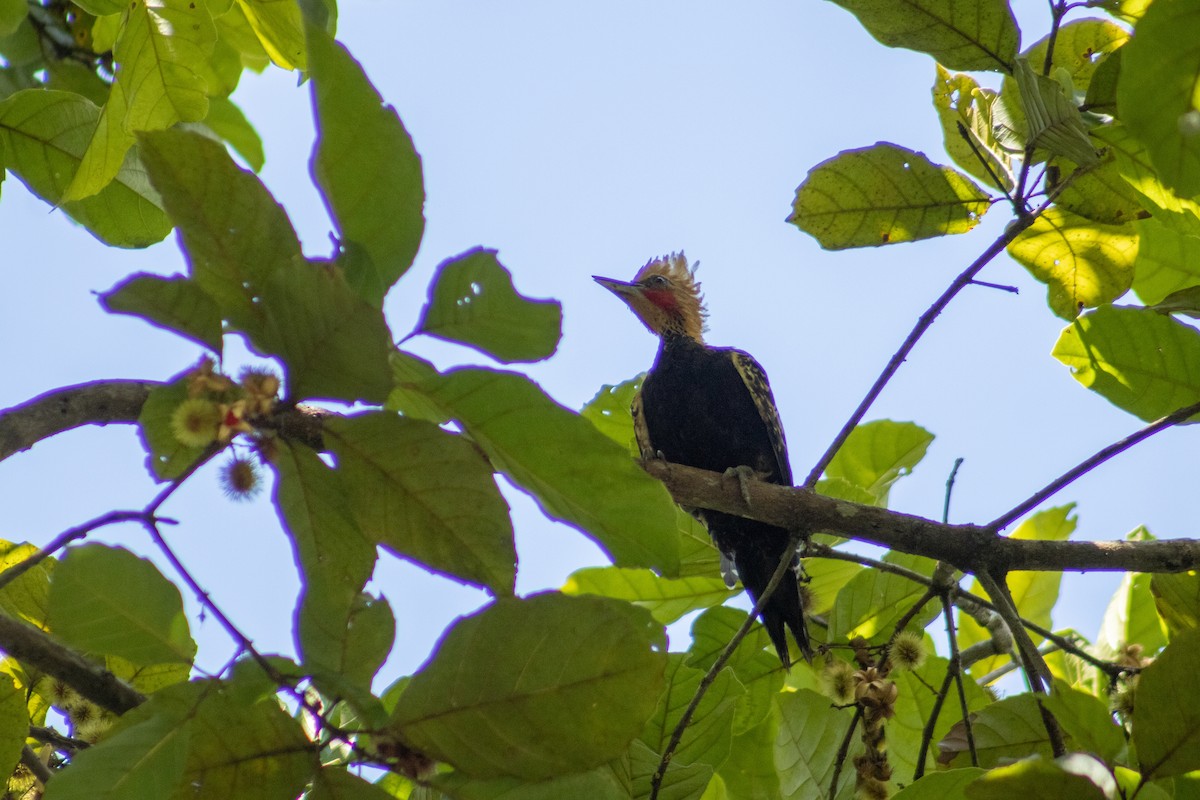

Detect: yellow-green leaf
[1134, 629, 1200, 779]
[788, 142, 990, 249]
[1011, 58, 1098, 166]
[932, 65, 1013, 192]
[236, 0, 305, 69]
[1052, 304, 1200, 421]
[640, 654, 741, 770]
[1133, 218, 1200, 306]
[821, 419, 934, 506]
[563, 567, 736, 625]
[417, 248, 562, 363]
[203, 96, 264, 171]
[0, 89, 170, 247]
[1151, 571, 1200, 636]
[390, 593, 666, 780]
[828, 0, 1018, 72]
[1117, 0, 1200, 197]
[1007, 207, 1137, 319]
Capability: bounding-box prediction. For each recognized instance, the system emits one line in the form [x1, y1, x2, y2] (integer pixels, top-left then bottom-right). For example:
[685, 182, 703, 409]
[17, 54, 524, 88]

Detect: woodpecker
[594, 253, 812, 666]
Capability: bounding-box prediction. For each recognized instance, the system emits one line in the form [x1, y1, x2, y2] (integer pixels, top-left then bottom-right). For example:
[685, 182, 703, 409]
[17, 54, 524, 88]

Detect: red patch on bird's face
[641, 288, 678, 312]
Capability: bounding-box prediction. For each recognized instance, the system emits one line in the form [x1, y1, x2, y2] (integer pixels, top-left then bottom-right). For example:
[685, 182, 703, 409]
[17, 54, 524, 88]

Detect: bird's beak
[593, 275, 640, 298]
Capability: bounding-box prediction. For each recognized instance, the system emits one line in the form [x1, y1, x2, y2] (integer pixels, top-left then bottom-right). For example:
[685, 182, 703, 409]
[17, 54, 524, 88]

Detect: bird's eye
[645, 275, 669, 288]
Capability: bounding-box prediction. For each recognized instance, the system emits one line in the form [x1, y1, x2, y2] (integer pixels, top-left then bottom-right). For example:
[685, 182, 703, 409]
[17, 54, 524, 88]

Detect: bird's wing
[730, 350, 793, 485]
[631, 386, 656, 461]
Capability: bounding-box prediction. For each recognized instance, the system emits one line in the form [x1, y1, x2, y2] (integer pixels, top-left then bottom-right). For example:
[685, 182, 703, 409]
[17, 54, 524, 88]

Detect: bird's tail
[722, 523, 812, 667]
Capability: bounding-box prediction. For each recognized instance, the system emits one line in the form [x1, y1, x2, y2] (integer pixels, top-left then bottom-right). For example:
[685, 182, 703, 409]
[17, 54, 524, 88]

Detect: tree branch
[0, 380, 158, 462]
[645, 460, 1200, 575]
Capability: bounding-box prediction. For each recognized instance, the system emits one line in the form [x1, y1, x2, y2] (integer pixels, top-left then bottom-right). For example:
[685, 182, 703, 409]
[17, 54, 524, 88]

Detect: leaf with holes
[390, 593, 666, 780]
[417, 248, 562, 363]
[788, 143, 990, 249]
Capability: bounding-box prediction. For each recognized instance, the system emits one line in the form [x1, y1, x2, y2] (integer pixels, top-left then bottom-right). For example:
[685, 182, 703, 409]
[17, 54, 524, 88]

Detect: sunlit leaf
[789, 143, 990, 249]
[1133, 218, 1200, 306]
[101, 273, 223, 353]
[1049, 153, 1147, 226]
[965, 756, 1107, 800]
[891, 769, 985, 800]
[324, 412, 515, 595]
[0, 89, 170, 247]
[308, 24, 424, 304]
[581, 377, 642, 456]
[48, 544, 196, 665]
[830, 552, 938, 644]
[1094, 124, 1200, 224]
[960, 505, 1076, 679]
[821, 419, 933, 506]
[1041, 679, 1127, 765]
[932, 65, 1012, 192]
[1134, 630, 1200, 779]
[1151, 571, 1200, 636]
[563, 567, 736, 625]
[236, 0, 305, 69]
[0, 540, 53, 628]
[417, 248, 562, 362]
[1117, 0, 1200, 197]
[390, 593, 666, 780]
[1051, 304, 1200, 421]
[0, 677, 25, 791]
[828, 0, 1018, 72]
[1097, 570, 1167, 660]
[1011, 58, 1098, 166]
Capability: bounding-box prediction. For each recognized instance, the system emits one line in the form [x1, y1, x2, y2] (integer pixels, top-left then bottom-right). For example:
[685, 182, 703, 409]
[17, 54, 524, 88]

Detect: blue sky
[1, 1, 1185, 681]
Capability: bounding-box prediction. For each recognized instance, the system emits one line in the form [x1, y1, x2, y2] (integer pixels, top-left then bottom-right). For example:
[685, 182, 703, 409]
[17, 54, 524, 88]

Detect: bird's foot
[724, 464, 759, 507]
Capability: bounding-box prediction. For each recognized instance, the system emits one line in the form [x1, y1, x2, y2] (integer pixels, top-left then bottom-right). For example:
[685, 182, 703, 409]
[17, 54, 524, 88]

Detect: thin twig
[803, 182, 1079, 488]
[968, 279, 1019, 294]
[991, 398, 1200, 530]
[956, 121, 1014, 202]
[648, 533, 801, 800]
[913, 651, 958, 780]
[829, 706, 863, 800]
[941, 594, 977, 767]
[0, 510, 145, 593]
[943, 458, 964, 524]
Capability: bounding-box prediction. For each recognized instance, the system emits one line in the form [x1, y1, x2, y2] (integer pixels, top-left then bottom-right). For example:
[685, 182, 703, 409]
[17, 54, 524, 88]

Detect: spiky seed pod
[170, 399, 221, 447]
[187, 357, 235, 397]
[220, 456, 262, 501]
[823, 659, 858, 704]
[890, 630, 927, 672]
[240, 367, 281, 415]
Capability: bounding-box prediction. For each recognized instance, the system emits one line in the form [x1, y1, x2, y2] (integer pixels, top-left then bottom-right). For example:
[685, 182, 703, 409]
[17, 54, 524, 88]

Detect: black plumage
[595, 253, 811, 666]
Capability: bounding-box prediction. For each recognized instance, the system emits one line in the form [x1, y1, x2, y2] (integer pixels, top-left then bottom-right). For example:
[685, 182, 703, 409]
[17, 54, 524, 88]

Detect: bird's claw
[724, 464, 758, 507]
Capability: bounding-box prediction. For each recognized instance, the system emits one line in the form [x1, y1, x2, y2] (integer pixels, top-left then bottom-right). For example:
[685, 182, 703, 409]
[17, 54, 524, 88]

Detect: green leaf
[960, 506, 1076, 679]
[828, 0, 1018, 72]
[964, 756, 1107, 800]
[0, 0, 26, 37]
[308, 25, 424, 304]
[830, 552, 939, 644]
[181, 678, 316, 799]
[48, 544, 196, 665]
[1007, 207, 1137, 319]
[1085, 47, 1121, 115]
[324, 412, 515, 595]
[1049, 153, 1148, 226]
[419, 368, 681, 576]
[931, 65, 1013, 192]
[71, 0, 126, 14]
[41, 705, 190, 800]
[1151, 571, 1200, 636]
[717, 709, 781, 800]
[0, 540, 53, 627]
[274, 442, 384, 687]
[788, 142, 990, 250]
[390, 593, 666, 780]
[1117, 0, 1200, 197]
[139, 129, 394, 403]
[803, 558, 862, 617]
[136, 372, 207, 481]
[891, 655, 992, 778]
[1132, 218, 1200, 306]
[1011, 58, 1099, 166]
[417, 248, 562, 363]
[947, 694, 1052, 768]
[203, 96, 264, 171]
[386, 351, 451, 424]
[65, 0, 217, 202]
[433, 765, 632, 800]
[1094, 124, 1200, 224]
[235, 0, 305, 69]
[686, 607, 786, 736]
[582, 376, 642, 456]
[626, 738, 714, 800]
[1097, 570, 1167, 659]
[310, 768, 406, 800]
[775, 690, 859, 800]
[0, 89, 170, 247]
[641, 654, 742, 770]
[821, 419, 933, 506]
[100, 273, 223, 353]
[892, 769, 986, 800]
[1051, 304, 1200, 421]
[563, 567, 736, 625]
[1041, 679, 1127, 765]
[0, 676, 26, 790]
[1134, 630, 1200, 778]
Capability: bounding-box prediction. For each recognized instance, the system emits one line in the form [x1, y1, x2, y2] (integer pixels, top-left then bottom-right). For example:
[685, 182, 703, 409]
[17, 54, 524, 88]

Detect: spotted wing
[730, 350, 792, 486]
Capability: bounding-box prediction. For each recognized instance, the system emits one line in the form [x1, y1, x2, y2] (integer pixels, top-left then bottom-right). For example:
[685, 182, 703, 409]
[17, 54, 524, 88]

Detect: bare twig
[943, 458, 964, 524]
[968, 279, 1019, 293]
[956, 121, 1014, 203]
[941, 594, 977, 767]
[829, 706, 863, 800]
[649, 532, 801, 800]
[913, 650, 959, 780]
[991, 398, 1200, 530]
[0, 510, 146, 593]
